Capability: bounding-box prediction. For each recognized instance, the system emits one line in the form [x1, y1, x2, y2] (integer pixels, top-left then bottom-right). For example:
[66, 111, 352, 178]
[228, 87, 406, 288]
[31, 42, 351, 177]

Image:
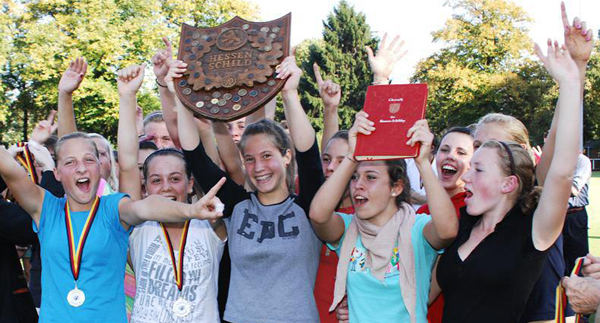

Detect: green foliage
[412, 0, 568, 144]
[585, 47, 600, 141]
[0, 0, 258, 144]
[294, 0, 378, 133]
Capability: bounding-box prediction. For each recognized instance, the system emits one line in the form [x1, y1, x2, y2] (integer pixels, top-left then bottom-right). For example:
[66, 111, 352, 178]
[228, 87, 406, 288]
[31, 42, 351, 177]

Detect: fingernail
[586, 36, 591, 41]
[576, 24, 581, 28]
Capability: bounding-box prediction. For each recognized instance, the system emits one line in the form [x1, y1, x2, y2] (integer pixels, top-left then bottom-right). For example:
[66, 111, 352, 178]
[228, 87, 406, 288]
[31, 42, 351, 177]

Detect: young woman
[0, 131, 225, 322]
[164, 55, 325, 322]
[115, 64, 226, 322]
[310, 112, 458, 322]
[436, 39, 582, 323]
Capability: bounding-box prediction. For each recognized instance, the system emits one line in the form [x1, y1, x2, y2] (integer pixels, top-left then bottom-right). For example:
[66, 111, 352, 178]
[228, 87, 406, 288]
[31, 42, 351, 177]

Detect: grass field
[588, 172, 600, 256]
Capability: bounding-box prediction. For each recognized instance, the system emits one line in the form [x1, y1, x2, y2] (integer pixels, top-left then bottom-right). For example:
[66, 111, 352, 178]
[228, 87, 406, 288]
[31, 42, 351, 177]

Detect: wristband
[345, 155, 357, 163]
[156, 79, 167, 88]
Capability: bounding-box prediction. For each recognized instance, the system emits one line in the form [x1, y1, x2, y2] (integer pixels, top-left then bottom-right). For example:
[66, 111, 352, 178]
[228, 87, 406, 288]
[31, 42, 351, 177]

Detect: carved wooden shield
[176, 14, 291, 121]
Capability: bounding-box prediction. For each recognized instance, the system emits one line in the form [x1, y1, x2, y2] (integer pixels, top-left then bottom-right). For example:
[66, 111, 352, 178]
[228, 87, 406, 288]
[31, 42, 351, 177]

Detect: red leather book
[355, 84, 428, 161]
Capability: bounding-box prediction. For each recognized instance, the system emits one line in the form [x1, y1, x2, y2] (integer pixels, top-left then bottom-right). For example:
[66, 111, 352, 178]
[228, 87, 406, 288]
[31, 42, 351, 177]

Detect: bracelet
[372, 76, 389, 85]
[156, 79, 167, 88]
[345, 155, 357, 163]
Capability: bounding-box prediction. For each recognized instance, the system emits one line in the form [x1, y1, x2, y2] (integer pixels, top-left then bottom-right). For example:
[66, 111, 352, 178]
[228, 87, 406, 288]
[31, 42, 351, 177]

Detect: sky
[249, 0, 599, 83]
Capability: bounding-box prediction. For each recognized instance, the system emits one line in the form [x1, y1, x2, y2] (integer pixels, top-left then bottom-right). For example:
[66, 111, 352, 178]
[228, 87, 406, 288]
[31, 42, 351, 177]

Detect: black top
[437, 206, 549, 323]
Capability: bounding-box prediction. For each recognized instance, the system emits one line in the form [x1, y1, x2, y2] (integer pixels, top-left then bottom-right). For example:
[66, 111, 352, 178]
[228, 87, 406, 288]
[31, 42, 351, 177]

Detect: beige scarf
[330, 202, 417, 323]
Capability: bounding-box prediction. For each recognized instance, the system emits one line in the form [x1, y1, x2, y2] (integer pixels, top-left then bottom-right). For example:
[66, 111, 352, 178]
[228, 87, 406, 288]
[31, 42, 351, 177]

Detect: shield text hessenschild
[175, 14, 291, 121]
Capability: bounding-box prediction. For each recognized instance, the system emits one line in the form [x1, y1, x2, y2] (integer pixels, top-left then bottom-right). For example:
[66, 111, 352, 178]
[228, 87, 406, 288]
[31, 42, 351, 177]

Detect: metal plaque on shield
[175, 14, 291, 121]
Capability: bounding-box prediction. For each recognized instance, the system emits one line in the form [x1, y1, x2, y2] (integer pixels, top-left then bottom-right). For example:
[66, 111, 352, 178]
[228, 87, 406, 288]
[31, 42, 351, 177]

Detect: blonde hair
[482, 140, 541, 214]
[476, 113, 531, 149]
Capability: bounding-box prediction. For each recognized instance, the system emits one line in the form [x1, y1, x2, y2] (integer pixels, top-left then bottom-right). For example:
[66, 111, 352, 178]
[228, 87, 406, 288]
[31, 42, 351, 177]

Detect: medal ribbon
[65, 196, 101, 281]
[554, 257, 585, 323]
[16, 142, 39, 184]
[160, 221, 191, 291]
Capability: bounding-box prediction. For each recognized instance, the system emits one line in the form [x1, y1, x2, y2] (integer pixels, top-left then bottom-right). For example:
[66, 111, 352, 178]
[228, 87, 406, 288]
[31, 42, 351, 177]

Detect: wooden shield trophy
[175, 14, 291, 121]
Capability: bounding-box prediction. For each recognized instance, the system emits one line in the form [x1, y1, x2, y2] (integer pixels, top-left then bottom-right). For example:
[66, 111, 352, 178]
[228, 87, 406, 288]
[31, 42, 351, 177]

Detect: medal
[67, 286, 85, 307]
[160, 221, 191, 317]
[65, 196, 101, 307]
[173, 297, 191, 317]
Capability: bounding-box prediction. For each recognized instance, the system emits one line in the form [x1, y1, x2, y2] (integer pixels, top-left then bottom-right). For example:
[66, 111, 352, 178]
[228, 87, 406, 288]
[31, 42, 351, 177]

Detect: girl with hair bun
[436, 39, 583, 323]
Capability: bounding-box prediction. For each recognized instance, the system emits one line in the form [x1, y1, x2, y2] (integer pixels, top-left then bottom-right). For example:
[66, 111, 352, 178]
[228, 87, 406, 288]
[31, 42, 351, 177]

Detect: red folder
[354, 84, 428, 161]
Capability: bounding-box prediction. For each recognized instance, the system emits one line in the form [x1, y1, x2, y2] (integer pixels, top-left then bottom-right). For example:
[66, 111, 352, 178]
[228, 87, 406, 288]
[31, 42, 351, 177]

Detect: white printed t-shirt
[129, 220, 225, 323]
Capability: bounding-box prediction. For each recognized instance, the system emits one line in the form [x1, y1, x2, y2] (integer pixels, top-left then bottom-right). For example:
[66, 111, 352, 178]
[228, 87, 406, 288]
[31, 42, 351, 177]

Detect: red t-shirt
[314, 205, 355, 323]
[419, 191, 466, 323]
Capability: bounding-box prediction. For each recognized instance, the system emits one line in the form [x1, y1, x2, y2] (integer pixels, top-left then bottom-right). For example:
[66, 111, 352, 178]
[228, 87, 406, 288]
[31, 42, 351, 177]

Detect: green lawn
[588, 172, 600, 256]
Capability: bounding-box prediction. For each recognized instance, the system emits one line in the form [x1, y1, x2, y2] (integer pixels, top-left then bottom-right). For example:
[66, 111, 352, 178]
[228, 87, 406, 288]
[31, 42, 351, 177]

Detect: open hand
[366, 33, 407, 83]
[277, 54, 302, 92]
[313, 63, 341, 109]
[534, 39, 580, 85]
[27, 142, 55, 171]
[58, 57, 87, 94]
[560, 2, 594, 68]
[117, 64, 146, 96]
[189, 177, 227, 220]
[152, 37, 174, 83]
[30, 110, 57, 144]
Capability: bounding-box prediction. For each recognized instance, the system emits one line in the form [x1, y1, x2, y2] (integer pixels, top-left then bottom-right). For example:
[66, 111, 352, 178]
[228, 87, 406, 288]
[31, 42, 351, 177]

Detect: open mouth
[76, 178, 91, 193]
[441, 164, 458, 179]
[354, 195, 368, 207]
[464, 188, 473, 199]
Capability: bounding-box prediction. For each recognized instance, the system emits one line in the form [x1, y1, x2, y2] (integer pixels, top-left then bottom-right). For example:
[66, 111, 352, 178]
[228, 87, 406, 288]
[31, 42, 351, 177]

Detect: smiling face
[350, 161, 402, 224]
[436, 132, 474, 196]
[54, 138, 101, 210]
[144, 121, 175, 149]
[144, 155, 193, 203]
[242, 133, 291, 196]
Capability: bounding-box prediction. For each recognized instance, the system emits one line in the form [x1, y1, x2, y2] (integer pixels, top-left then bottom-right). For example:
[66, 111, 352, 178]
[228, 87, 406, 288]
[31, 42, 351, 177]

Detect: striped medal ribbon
[15, 142, 39, 184]
[555, 257, 585, 323]
[65, 196, 101, 307]
[160, 221, 192, 317]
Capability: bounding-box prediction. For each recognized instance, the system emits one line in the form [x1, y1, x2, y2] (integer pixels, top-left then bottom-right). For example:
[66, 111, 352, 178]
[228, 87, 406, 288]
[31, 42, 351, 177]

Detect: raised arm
[536, 3, 593, 185]
[309, 111, 373, 244]
[532, 40, 582, 251]
[117, 64, 146, 200]
[152, 37, 182, 148]
[119, 177, 226, 228]
[0, 146, 45, 225]
[407, 120, 457, 249]
[278, 55, 316, 152]
[313, 63, 341, 149]
[57, 57, 87, 137]
[29, 110, 58, 145]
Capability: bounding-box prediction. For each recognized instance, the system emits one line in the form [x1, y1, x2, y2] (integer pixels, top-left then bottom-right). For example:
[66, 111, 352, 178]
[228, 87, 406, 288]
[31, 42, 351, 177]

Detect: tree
[0, 0, 258, 144]
[293, 0, 378, 133]
[411, 0, 560, 144]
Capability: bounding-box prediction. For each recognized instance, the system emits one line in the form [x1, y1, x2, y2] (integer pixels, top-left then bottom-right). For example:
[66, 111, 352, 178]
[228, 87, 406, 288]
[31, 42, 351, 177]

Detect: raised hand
[30, 110, 58, 144]
[560, 2, 594, 67]
[164, 60, 187, 94]
[348, 111, 375, 157]
[406, 119, 434, 167]
[27, 142, 55, 171]
[313, 63, 341, 109]
[189, 177, 226, 220]
[277, 55, 302, 92]
[117, 64, 146, 96]
[58, 57, 88, 94]
[534, 40, 580, 85]
[365, 33, 407, 84]
[152, 37, 174, 84]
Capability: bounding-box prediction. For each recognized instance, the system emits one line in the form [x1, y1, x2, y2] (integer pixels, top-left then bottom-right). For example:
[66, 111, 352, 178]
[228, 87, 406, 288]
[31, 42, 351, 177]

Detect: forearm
[198, 125, 224, 170]
[175, 95, 201, 150]
[281, 89, 315, 152]
[551, 81, 581, 177]
[0, 147, 44, 219]
[536, 105, 559, 186]
[123, 194, 191, 226]
[213, 122, 246, 185]
[118, 93, 143, 200]
[321, 108, 339, 150]
[57, 91, 78, 137]
[158, 87, 182, 148]
[310, 156, 355, 225]
[418, 160, 457, 242]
